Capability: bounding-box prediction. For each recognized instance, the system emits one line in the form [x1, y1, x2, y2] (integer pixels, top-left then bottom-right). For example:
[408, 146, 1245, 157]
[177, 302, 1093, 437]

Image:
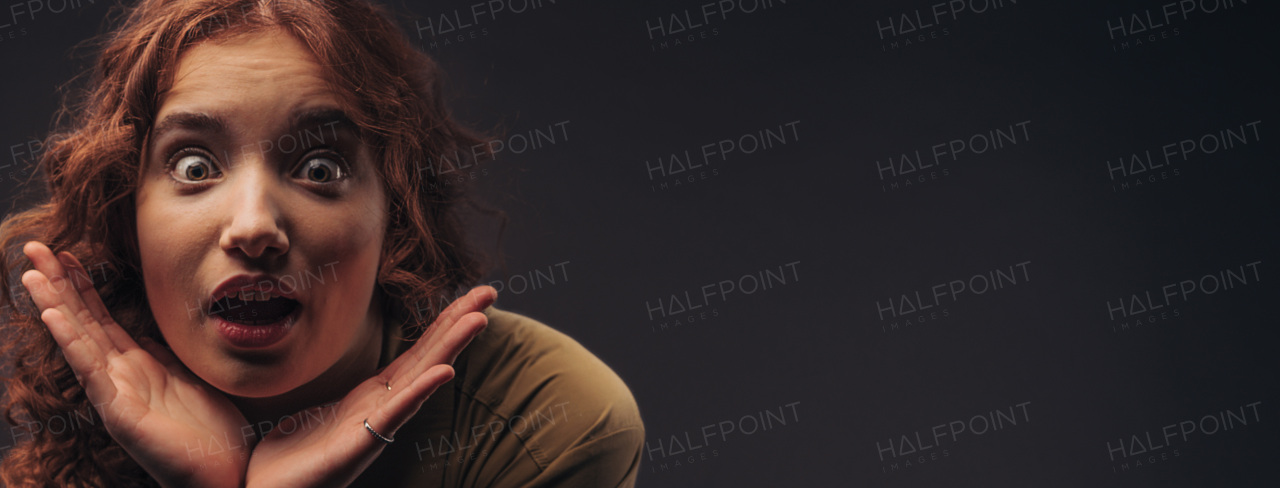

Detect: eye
[294, 155, 346, 184]
[169, 150, 221, 183]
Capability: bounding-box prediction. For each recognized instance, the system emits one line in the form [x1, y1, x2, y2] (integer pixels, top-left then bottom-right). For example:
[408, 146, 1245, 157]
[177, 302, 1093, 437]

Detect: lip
[213, 306, 300, 349]
[207, 273, 303, 349]
[210, 274, 302, 303]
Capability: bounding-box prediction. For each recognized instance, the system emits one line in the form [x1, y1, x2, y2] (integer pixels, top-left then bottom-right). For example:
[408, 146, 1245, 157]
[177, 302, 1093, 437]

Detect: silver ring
[364, 418, 394, 443]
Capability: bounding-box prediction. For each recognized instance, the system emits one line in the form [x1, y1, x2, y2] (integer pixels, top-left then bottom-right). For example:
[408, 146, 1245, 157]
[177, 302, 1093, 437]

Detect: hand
[21, 241, 253, 488]
[244, 285, 497, 488]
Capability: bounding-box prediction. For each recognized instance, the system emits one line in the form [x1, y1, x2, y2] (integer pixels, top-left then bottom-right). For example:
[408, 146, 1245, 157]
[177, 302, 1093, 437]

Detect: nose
[219, 161, 290, 260]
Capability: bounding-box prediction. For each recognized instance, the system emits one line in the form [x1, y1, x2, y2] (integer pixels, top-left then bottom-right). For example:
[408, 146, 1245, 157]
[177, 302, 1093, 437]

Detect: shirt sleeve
[457, 308, 647, 488]
[507, 426, 645, 488]
[352, 308, 646, 488]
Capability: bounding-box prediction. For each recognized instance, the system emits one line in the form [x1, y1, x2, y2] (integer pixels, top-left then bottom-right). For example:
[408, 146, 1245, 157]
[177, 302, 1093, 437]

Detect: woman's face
[135, 28, 388, 398]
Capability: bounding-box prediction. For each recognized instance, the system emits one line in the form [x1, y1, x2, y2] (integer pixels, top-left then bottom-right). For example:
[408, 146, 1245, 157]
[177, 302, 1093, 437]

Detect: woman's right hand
[21, 241, 252, 488]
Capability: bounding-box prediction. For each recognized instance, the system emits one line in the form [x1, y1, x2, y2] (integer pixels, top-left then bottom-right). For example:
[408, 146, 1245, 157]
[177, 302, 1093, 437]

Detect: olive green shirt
[353, 307, 644, 487]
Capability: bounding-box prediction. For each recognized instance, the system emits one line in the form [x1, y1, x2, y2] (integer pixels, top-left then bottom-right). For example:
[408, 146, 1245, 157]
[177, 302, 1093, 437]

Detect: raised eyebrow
[290, 108, 358, 135]
[150, 112, 228, 143]
[151, 109, 353, 140]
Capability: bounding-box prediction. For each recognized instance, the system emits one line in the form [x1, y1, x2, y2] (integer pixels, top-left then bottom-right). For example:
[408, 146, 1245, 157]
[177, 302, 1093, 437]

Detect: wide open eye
[294, 155, 346, 184]
[170, 151, 221, 183]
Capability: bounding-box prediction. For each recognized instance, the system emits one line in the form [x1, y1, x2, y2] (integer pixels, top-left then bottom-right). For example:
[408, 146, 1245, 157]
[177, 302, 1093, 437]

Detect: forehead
[156, 28, 350, 125]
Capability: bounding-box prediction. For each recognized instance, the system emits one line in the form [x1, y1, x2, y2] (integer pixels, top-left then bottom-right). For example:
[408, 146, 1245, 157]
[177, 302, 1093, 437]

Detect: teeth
[223, 290, 280, 302]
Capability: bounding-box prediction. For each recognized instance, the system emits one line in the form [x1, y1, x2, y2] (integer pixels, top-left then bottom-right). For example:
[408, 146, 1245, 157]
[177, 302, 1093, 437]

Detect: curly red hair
[0, 0, 498, 485]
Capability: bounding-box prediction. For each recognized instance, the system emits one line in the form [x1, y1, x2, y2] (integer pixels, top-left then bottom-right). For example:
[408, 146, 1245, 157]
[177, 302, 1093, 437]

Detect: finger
[40, 307, 119, 408]
[418, 286, 496, 348]
[390, 311, 486, 392]
[390, 309, 486, 388]
[443, 286, 497, 325]
[423, 310, 488, 367]
[57, 252, 139, 352]
[385, 286, 495, 379]
[367, 364, 454, 442]
[22, 242, 122, 354]
[23, 270, 112, 362]
[24, 242, 94, 324]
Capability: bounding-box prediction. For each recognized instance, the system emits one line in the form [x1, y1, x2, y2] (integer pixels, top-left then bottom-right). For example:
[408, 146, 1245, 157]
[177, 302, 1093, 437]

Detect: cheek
[296, 195, 384, 259]
[329, 227, 382, 288]
[277, 144, 387, 279]
[135, 182, 220, 334]
[293, 195, 386, 315]
[310, 179, 386, 262]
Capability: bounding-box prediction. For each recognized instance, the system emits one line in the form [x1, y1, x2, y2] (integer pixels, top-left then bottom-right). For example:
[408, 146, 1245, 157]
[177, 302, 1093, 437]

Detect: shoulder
[459, 307, 645, 448]
[450, 307, 645, 485]
[359, 307, 643, 488]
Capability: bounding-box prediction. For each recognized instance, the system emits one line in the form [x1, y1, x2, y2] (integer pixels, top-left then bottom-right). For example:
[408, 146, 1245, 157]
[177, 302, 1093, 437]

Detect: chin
[201, 350, 311, 399]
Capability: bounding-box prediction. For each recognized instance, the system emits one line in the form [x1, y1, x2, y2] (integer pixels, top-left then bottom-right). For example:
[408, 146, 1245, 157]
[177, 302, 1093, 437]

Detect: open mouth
[211, 293, 301, 326]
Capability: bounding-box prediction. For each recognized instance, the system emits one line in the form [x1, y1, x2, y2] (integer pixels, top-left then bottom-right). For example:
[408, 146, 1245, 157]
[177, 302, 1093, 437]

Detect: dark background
[2, 0, 1278, 486]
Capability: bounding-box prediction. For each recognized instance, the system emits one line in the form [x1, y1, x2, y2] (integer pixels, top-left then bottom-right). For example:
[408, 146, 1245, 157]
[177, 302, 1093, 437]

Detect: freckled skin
[135, 28, 387, 416]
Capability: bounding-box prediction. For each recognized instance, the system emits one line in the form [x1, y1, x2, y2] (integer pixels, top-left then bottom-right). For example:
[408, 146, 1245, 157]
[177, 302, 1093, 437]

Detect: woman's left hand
[244, 285, 496, 488]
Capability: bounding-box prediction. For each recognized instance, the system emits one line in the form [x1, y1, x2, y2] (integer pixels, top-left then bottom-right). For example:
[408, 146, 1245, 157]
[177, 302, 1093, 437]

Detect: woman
[0, 0, 643, 486]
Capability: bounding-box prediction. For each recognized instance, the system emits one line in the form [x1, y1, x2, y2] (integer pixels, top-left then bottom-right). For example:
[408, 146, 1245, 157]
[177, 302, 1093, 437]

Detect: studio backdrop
[1, 0, 1277, 486]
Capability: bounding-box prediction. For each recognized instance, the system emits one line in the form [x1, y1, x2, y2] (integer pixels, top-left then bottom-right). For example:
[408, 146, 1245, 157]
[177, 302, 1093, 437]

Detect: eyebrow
[290, 108, 358, 135]
[149, 107, 358, 145]
[150, 112, 228, 143]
